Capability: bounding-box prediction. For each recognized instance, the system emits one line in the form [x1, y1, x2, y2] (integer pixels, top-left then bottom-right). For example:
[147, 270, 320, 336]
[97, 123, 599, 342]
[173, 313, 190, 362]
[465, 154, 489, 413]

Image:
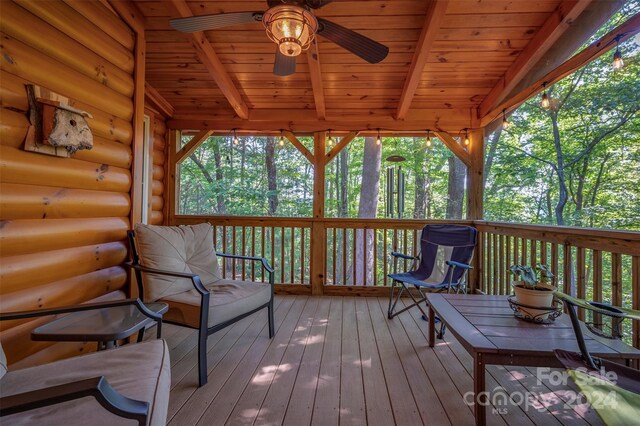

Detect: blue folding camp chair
[387, 224, 477, 337]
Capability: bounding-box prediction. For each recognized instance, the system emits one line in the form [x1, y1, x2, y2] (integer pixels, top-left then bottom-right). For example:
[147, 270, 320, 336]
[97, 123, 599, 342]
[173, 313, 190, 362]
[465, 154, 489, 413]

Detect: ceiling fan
[170, 0, 389, 76]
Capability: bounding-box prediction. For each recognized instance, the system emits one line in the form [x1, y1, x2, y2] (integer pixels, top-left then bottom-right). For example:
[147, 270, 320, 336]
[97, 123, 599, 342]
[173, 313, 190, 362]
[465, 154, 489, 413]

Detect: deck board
[159, 296, 601, 425]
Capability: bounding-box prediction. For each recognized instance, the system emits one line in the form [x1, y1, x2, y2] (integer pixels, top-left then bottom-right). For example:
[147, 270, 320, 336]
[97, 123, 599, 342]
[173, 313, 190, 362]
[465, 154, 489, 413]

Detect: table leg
[429, 305, 435, 347]
[474, 352, 486, 426]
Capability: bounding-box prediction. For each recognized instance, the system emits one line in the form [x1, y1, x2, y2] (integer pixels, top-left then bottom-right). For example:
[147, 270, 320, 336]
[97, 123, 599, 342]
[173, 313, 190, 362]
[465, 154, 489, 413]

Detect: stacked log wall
[0, 0, 136, 367]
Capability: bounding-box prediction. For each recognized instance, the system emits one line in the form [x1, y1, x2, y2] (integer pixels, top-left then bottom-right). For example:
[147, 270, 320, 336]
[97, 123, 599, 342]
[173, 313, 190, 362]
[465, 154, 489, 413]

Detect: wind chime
[385, 151, 406, 218]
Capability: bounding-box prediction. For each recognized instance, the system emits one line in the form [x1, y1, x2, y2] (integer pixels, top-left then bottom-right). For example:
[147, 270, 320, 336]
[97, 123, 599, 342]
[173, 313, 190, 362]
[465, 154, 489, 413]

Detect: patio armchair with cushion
[0, 299, 170, 425]
[128, 223, 275, 387]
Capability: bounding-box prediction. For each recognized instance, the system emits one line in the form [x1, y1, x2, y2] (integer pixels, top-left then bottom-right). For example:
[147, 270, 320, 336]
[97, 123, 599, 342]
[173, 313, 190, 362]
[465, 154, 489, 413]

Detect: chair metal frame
[127, 230, 275, 387]
[387, 225, 476, 339]
[0, 299, 160, 425]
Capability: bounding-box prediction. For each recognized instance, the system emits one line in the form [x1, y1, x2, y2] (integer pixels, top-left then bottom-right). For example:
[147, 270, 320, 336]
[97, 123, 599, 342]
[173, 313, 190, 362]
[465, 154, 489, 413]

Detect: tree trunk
[212, 139, 226, 214]
[484, 126, 503, 188]
[446, 156, 466, 219]
[265, 136, 278, 216]
[338, 148, 349, 218]
[353, 137, 381, 285]
[413, 137, 427, 219]
[550, 112, 568, 225]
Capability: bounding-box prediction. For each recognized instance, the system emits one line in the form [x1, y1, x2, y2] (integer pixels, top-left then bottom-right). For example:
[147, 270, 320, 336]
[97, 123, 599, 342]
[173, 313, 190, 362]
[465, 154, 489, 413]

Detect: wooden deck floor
[159, 296, 603, 426]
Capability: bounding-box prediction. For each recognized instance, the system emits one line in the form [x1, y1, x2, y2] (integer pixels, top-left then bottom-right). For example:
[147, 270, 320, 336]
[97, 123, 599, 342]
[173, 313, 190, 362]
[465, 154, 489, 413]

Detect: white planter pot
[513, 283, 556, 321]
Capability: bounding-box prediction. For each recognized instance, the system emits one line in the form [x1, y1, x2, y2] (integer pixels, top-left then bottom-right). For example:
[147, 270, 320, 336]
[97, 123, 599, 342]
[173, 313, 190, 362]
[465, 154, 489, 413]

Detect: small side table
[32, 301, 168, 350]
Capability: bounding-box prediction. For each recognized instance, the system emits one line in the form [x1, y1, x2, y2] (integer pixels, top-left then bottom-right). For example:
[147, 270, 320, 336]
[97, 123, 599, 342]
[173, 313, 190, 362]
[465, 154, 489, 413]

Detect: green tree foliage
[484, 36, 640, 230]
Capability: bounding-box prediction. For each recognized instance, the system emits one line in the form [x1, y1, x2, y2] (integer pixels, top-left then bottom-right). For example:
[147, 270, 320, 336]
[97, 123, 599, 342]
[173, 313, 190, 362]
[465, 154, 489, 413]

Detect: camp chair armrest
[390, 251, 418, 260]
[0, 376, 148, 425]
[555, 292, 640, 320]
[0, 298, 161, 322]
[126, 262, 208, 296]
[446, 260, 472, 270]
[216, 253, 275, 276]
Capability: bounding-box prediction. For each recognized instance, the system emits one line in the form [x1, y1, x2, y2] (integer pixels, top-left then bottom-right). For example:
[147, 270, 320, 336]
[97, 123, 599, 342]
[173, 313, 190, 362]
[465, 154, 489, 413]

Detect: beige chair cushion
[161, 279, 272, 328]
[0, 342, 7, 381]
[0, 339, 170, 426]
[134, 223, 221, 302]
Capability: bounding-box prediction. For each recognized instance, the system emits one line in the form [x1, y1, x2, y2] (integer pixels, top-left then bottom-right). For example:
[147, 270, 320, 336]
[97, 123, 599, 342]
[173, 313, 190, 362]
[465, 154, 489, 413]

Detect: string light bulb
[426, 129, 432, 148]
[502, 109, 510, 129]
[376, 129, 381, 146]
[232, 129, 239, 145]
[612, 35, 624, 71]
[540, 82, 550, 109]
[278, 130, 285, 147]
[327, 129, 334, 147]
[464, 129, 470, 146]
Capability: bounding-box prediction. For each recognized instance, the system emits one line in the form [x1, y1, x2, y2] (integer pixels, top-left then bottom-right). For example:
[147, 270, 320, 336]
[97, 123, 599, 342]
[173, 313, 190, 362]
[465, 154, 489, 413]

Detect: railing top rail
[474, 220, 640, 240]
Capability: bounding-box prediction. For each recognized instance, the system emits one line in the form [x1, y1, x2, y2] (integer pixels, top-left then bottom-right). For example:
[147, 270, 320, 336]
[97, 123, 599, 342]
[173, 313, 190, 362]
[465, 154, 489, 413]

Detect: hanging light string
[612, 35, 624, 70]
[232, 128, 239, 145]
[540, 82, 550, 109]
[376, 128, 382, 146]
[327, 129, 334, 146]
[502, 109, 510, 129]
[425, 129, 432, 147]
[278, 129, 285, 146]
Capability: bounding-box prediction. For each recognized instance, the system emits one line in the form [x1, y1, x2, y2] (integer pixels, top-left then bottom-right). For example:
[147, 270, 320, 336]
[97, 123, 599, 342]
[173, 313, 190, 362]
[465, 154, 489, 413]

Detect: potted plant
[510, 264, 556, 320]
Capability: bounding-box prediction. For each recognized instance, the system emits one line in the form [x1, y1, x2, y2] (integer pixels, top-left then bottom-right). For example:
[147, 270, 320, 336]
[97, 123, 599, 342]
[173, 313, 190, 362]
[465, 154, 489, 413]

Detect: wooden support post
[310, 131, 326, 296]
[129, 32, 145, 229]
[467, 128, 484, 292]
[167, 129, 180, 225]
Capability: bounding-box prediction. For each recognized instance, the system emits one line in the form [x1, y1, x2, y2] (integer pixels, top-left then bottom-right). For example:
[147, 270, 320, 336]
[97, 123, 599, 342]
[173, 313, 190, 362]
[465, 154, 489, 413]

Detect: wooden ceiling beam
[396, 0, 449, 120]
[175, 129, 213, 163]
[478, 0, 592, 119]
[168, 108, 472, 133]
[325, 131, 359, 165]
[167, 0, 249, 119]
[307, 39, 326, 120]
[108, 0, 145, 34]
[283, 130, 314, 164]
[145, 82, 175, 118]
[480, 11, 640, 127]
[433, 131, 472, 167]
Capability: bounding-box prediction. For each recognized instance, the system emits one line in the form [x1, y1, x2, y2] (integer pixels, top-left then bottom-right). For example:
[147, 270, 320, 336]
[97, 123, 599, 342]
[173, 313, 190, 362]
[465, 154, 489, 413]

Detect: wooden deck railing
[173, 216, 639, 349]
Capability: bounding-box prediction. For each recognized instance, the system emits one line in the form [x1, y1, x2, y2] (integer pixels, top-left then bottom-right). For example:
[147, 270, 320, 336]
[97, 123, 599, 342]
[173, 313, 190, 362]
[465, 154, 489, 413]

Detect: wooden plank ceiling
[139, 0, 574, 131]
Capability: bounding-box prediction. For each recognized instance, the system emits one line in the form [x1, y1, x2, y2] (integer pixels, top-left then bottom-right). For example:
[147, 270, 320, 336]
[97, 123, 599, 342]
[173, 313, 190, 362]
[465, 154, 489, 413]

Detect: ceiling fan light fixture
[263, 5, 318, 57]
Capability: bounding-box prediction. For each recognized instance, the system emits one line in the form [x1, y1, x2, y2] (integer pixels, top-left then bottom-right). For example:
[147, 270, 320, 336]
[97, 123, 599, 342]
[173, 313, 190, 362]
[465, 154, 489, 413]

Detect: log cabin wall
[0, 1, 136, 367]
[146, 107, 168, 225]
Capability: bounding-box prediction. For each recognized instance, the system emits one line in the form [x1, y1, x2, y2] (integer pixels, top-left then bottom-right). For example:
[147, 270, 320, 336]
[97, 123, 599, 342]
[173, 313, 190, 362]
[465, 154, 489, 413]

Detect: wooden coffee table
[426, 294, 640, 426]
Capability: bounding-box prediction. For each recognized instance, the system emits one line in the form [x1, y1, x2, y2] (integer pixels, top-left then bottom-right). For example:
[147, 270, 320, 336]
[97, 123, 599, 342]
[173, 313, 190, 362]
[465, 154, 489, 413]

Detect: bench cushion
[134, 223, 221, 302]
[0, 339, 170, 426]
[160, 279, 271, 328]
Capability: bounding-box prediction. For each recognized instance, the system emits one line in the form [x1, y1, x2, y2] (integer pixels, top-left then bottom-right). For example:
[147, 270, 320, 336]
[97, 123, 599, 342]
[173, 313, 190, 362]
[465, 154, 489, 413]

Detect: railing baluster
[383, 228, 388, 287]
[551, 243, 559, 282]
[241, 226, 246, 280]
[373, 229, 378, 286]
[563, 243, 572, 295]
[291, 227, 295, 284]
[520, 237, 526, 265]
[342, 228, 347, 286]
[505, 235, 511, 294]
[280, 227, 285, 284]
[577, 247, 586, 320]
[251, 226, 256, 282]
[611, 252, 622, 307]
[301, 227, 306, 284]
[632, 256, 640, 365]
[261, 226, 266, 283]
[593, 249, 603, 329]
